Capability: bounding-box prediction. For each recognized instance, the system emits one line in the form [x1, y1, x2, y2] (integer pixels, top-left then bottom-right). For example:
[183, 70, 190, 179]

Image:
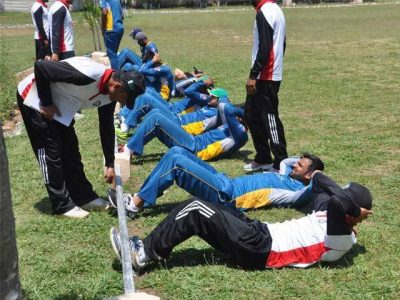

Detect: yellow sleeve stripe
[196, 142, 223, 161]
[106, 10, 113, 31]
[160, 84, 170, 100]
[181, 121, 205, 135]
[235, 189, 272, 209]
[180, 106, 196, 115]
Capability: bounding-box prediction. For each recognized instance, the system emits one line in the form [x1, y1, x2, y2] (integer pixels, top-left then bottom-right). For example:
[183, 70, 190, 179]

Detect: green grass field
[2, 3, 400, 299]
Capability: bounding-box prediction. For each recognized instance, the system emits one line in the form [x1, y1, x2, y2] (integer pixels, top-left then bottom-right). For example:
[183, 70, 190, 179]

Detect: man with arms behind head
[110, 171, 372, 273]
[108, 148, 323, 218]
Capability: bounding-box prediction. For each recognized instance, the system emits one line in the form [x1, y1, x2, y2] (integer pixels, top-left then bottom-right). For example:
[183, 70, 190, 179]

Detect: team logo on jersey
[93, 100, 101, 107]
[200, 94, 208, 100]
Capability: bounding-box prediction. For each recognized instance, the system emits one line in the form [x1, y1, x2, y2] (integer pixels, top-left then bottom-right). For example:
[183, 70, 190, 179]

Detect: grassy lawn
[2, 3, 400, 299]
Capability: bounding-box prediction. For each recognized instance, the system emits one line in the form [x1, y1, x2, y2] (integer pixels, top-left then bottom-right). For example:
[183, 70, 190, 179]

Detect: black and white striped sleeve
[50, 6, 66, 54]
[250, 11, 273, 80]
[33, 6, 48, 40]
[34, 60, 95, 106]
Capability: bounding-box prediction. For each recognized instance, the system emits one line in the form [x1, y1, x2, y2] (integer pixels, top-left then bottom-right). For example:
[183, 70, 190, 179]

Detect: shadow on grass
[108, 201, 179, 220]
[132, 152, 165, 164]
[112, 243, 367, 277]
[34, 197, 52, 215]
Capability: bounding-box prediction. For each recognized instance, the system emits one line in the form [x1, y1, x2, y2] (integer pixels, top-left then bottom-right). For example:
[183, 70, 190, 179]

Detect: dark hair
[111, 70, 145, 109]
[301, 152, 324, 172]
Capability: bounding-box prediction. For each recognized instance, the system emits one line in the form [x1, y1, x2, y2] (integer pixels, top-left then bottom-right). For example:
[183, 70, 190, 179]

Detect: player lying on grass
[110, 172, 372, 273]
[108, 147, 324, 219]
[120, 102, 248, 161]
[116, 77, 219, 135]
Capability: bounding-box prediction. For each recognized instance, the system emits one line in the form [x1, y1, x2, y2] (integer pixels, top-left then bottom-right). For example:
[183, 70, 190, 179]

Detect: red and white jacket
[17, 57, 116, 168]
[250, 0, 286, 81]
[49, 0, 74, 54]
[31, 0, 49, 41]
[265, 211, 356, 268]
[264, 172, 363, 268]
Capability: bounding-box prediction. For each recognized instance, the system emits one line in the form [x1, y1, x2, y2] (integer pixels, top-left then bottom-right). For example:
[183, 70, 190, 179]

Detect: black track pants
[17, 93, 97, 214]
[244, 80, 287, 169]
[143, 199, 272, 269]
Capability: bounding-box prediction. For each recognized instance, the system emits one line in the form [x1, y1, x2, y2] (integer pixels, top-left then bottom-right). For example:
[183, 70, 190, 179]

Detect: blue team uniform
[117, 48, 142, 70]
[126, 103, 248, 161]
[100, 0, 124, 69]
[141, 41, 158, 63]
[137, 148, 312, 210]
[122, 81, 220, 136]
[139, 60, 175, 100]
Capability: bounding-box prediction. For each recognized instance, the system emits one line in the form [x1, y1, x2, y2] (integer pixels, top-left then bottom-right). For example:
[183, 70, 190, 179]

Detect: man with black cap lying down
[110, 172, 372, 273]
[16, 56, 145, 219]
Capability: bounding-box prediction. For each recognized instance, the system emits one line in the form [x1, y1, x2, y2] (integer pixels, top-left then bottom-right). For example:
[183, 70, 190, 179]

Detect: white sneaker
[81, 198, 110, 211]
[61, 206, 89, 219]
[243, 161, 273, 172]
[109, 227, 149, 275]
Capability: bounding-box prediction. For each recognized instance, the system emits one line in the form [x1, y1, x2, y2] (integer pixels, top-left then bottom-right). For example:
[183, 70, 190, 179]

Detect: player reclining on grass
[110, 172, 373, 273]
[124, 53, 175, 101]
[120, 102, 248, 161]
[117, 29, 158, 70]
[116, 77, 218, 133]
[108, 147, 324, 219]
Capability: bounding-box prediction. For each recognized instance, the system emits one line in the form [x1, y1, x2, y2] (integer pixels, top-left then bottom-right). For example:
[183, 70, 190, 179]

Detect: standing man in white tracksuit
[244, 0, 288, 173]
[31, 0, 51, 61]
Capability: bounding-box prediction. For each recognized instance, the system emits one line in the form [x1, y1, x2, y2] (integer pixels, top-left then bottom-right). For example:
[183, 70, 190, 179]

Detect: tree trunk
[0, 126, 22, 300]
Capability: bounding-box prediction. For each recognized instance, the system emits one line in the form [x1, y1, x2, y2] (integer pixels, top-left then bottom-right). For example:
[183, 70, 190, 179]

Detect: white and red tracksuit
[244, 0, 288, 170]
[141, 172, 361, 269]
[48, 0, 74, 58]
[16, 57, 115, 215]
[31, 0, 50, 60]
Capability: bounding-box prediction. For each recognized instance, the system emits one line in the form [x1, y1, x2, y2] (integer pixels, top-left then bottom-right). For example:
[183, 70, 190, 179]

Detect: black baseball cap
[129, 27, 142, 38]
[343, 182, 372, 210]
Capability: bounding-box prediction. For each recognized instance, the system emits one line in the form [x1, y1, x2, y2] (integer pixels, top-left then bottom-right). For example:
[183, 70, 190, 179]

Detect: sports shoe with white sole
[61, 206, 89, 219]
[80, 198, 110, 211]
[243, 161, 273, 172]
[109, 227, 147, 275]
[108, 189, 141, 219]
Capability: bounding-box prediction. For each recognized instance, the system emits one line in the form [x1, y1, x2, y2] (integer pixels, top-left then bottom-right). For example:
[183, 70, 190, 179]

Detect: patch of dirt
[2, 109, 23, 138]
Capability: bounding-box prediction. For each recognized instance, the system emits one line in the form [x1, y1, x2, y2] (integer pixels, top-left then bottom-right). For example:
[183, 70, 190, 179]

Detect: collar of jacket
[255, 0, 275, 12]
[98, 69, 113, 94]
